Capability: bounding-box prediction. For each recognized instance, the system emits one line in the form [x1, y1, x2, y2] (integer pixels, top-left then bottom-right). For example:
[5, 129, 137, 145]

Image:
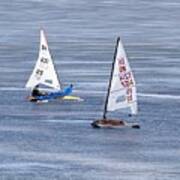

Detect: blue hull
[35, 85, 73, 101]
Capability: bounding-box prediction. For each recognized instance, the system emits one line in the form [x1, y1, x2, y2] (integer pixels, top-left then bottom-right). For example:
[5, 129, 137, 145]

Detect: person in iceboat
[31, 85, 46, 97]
[28, 85, 47, 102]
[30, 84, 73, 102]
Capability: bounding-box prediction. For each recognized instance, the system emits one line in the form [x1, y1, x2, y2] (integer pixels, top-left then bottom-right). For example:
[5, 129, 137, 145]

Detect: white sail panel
[107, 38, 138, 114]
[25, 30, 61, 90]
[107, 88, 128, 111]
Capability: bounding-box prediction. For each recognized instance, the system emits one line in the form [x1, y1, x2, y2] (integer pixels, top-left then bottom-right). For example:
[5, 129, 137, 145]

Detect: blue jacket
[36, 85, 73, 101]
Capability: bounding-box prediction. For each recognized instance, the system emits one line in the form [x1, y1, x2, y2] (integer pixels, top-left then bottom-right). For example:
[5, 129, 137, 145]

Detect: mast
[103, 37, 120, 119]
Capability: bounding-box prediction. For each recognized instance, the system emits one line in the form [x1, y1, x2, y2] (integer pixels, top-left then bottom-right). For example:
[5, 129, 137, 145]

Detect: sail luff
[103, 37, 120, 119]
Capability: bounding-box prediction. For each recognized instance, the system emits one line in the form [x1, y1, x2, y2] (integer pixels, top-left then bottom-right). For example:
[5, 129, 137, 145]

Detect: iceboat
[91, 37, 140, 129]
[25, 29, 76, 102]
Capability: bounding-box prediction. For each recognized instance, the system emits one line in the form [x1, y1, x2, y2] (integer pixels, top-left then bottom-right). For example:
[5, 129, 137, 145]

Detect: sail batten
[25, 30, 61, 90]
[105, 37, 138, 116]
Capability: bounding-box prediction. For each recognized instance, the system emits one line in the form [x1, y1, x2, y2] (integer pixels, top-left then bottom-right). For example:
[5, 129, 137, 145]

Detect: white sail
[107, 38, 138, 115]
[25, 30, 61, 90]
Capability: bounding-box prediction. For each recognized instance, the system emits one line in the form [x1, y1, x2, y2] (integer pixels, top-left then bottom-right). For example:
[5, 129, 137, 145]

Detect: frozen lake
[0, 0, 180, 179]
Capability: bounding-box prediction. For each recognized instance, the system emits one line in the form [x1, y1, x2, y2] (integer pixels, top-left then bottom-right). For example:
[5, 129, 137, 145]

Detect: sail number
[35, 69, 43, 80]
[118, 57, 133, 102]
[40, 57, 48, 64]
[40, 57, 49, 69]
[42, 45, 47, 50]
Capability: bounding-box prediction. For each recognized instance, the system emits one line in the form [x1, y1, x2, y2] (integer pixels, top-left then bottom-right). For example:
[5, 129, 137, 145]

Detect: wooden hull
[91, 119, 140, 129]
